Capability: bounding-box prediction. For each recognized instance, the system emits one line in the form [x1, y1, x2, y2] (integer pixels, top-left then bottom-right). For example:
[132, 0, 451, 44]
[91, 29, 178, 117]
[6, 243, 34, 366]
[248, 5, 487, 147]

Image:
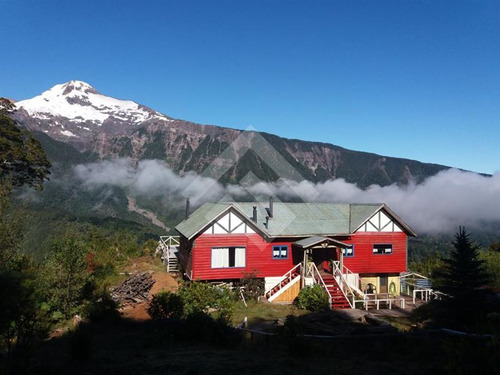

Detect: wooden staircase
[265, 264, 301, 302]
[319, 271, 351, 309]
[156, 236, 180, 273]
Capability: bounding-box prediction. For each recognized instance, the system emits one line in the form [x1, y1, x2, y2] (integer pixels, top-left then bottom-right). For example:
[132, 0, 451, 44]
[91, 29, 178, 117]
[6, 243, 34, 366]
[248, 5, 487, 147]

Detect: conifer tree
[432, 227, 493, 331]
[436, 227, 489, 298]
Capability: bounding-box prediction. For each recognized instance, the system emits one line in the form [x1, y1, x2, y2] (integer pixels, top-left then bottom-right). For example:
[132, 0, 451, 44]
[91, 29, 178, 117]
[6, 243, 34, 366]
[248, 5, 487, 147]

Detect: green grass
[232, 300, 308, 328]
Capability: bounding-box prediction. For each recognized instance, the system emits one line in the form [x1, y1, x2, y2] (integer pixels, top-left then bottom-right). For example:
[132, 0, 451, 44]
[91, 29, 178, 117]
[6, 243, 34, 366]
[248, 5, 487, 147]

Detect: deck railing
[331, 261, 355, 308]
[265, 263, 302, 301]
[340, 264, 364, 296]
[156, 236, 180, 272]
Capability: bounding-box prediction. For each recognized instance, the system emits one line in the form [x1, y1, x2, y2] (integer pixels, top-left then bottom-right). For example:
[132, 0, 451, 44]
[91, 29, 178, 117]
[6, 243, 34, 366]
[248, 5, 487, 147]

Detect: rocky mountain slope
[11, 80, 449, 187]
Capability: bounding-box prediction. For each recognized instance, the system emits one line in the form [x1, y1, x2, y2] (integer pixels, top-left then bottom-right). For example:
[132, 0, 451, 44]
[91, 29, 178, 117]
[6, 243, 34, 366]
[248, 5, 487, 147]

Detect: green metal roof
[175, 201, 416, 240]
[293, 236, 350, 249]
[349, 204, 383, 232]
[175, 202, 232, 240]
[232, 202, 351, 237]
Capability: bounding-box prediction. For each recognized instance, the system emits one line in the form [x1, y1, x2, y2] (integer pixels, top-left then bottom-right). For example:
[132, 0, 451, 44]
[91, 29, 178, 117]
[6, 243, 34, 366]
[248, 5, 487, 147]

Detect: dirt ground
[119, 268, 179, 321]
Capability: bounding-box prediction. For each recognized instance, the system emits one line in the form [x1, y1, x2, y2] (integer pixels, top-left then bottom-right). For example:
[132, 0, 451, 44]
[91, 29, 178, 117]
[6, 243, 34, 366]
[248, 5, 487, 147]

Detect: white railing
[307, 263, 332, 307]
[159, 235, 180, 248]
[156, 236, 180, 272]
[341, 264, 364, 297]
[331, 261, 355, 308]
[265, 263, 302, 300]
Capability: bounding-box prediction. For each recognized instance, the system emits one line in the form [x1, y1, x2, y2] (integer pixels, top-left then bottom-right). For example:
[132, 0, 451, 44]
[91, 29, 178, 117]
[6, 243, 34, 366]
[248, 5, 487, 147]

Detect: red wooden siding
[190, 234, 297, 280]
[343, 232, 407, 274]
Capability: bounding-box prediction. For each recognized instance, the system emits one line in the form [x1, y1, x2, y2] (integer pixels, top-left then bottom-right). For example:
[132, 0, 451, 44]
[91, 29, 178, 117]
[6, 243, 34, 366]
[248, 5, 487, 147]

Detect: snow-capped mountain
[16, 80, 169, 126]
[13, 80, 172, 142]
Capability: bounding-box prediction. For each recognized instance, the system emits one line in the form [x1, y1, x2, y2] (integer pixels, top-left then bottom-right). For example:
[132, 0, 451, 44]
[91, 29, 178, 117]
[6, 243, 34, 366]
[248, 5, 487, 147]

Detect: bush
[178, 281, 237, 322]
[147, 291, 184, 320]
[84, 290, 119, 322]
[296, 284, 329, 311]
[178, 281, 217, 315]
[233, 271, 265, 301]
[212, 285, 237, 322]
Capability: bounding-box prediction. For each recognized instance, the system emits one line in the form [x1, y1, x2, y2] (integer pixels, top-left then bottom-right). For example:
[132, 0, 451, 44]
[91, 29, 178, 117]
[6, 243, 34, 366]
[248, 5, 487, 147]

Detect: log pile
[111, 272, 155, 306]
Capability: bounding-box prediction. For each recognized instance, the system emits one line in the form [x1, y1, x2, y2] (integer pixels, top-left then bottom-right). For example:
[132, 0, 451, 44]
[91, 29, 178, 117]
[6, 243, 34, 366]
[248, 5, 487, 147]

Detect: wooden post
[339, 247, 344, 274]
[301, 250, 307, 288]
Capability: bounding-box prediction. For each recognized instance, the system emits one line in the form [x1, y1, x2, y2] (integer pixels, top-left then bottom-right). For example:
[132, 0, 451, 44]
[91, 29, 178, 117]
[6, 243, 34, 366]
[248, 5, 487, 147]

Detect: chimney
[185, 198, 190, 220]
[268, 197, 274, 218]
[265, 216, 269, 229]
[252, 206, 257, 222]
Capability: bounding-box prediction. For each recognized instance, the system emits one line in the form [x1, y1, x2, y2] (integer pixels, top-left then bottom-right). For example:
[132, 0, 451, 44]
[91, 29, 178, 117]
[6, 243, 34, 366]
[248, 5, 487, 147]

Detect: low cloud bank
[74, 158, 500, 234]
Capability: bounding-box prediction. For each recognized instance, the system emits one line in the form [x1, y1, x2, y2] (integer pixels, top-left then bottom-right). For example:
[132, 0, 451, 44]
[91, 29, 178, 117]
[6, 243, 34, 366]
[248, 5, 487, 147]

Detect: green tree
[431, 227, 496, 331]
[479, 242, 500, 289]
[0, 182, 24, 269]
[0, 109, 51, 190]
[41, 229, 91, 319]
[435, 227, 490, 297]
[147, 291, 184, 320]
[177, 281, 236, 322]
[0, 111, 52, 366]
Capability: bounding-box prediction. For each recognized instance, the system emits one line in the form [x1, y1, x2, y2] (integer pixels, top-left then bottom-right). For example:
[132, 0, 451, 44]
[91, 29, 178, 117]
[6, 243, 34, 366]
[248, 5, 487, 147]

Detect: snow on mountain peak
[14, 80, 170, 127]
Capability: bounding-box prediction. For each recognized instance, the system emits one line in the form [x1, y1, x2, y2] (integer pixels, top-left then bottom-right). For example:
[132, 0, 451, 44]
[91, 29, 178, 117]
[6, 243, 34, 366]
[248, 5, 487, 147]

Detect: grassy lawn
[232, 300, 308, 328]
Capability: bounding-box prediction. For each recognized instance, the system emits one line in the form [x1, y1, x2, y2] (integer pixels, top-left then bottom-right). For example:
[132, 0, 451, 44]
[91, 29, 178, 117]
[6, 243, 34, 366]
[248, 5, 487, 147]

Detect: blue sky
[1, 0, 499, 174]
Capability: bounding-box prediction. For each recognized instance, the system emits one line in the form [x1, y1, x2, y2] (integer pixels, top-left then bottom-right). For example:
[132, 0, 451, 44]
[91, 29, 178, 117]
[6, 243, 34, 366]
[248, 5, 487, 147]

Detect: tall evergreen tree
[436, 227, 490, 297]
[432, 227, 494, 331]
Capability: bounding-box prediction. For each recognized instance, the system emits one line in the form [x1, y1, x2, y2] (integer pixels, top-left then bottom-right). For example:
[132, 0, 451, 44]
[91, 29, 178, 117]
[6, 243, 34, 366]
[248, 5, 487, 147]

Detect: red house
[175, 199, 416, 309]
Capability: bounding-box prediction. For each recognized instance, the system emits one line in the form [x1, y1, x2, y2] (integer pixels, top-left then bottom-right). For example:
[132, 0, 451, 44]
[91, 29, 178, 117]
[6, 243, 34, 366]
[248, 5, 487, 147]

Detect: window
[341, 245, 354, 257]
[272, 245, 288, 259]
[373, 244, 393, 254]
[211, 247, 245, 268]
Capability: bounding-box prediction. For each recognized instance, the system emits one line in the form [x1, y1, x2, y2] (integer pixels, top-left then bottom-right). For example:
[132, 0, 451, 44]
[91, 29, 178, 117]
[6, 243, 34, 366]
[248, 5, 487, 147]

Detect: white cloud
[74, 158, 500, 233]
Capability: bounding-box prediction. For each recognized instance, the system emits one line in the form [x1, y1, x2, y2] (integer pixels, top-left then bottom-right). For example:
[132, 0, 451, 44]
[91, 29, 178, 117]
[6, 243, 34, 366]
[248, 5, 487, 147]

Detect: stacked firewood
[111, 272, 155, 306]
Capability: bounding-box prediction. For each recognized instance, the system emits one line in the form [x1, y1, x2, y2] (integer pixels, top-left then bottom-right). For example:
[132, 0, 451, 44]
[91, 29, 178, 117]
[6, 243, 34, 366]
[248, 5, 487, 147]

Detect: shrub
[178, 281, 217, 315]
[147, 291, 184, 320]
[296, 284, 329, 311]
[178, 281, 237, 321]
[233, 271, 265, 301]
[84, 290, 119, 322]
[212, 285, 237, 322]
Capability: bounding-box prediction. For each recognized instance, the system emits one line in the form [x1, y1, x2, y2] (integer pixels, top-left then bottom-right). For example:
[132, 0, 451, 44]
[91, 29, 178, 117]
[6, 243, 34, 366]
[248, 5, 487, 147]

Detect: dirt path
[119, 270, 179, 321]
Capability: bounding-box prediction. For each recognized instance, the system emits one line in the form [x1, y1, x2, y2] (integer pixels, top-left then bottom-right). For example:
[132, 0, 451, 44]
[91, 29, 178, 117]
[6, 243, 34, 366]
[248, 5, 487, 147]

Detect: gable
[355, 210, 403, 233]
[202, 210, 256, 235]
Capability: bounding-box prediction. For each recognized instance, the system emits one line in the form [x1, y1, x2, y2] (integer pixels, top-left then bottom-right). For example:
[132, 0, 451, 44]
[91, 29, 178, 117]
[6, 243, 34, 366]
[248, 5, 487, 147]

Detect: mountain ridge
[10, 81, 451, 188]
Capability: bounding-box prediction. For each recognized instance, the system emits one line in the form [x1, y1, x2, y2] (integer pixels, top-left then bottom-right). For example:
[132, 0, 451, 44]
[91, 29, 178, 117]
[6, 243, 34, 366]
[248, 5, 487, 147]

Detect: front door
[312, 248, 337, 272]
[379, 275, 388, 293]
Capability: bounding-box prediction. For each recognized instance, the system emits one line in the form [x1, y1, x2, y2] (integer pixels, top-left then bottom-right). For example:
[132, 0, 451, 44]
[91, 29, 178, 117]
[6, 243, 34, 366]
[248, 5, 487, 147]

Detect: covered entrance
[293, 236, 354, 309]
[293, 236, 351, 274]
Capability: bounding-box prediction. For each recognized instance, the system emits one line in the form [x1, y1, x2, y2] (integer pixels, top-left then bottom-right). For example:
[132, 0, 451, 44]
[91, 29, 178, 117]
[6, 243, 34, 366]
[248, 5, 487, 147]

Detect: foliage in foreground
[0, 111, 51, 190]
[233, 271, 265, 301]
[412, 227, 499, 332]
[296, 284, 329, 312]
[148, 281, 237, 322]
[147, 291, 184, 320]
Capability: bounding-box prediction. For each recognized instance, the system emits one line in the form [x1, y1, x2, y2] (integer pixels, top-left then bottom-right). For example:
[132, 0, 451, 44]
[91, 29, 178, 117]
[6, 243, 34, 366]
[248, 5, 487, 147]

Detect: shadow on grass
[8, 310, 499, 375]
